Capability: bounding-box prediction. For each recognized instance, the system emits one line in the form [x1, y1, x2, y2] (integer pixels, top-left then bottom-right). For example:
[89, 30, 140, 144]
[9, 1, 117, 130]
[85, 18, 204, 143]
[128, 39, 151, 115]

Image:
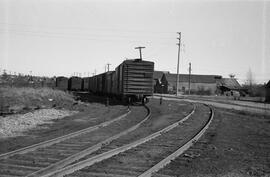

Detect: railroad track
[0, 106, 150, 177]
[45, 103, 212, 177]
[0, 100, 199, 177]
[45, 104, 214, 177]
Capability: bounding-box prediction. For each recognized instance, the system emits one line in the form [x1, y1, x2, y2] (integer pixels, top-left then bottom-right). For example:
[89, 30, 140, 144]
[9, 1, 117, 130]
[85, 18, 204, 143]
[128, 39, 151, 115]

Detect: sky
[0, 0, 269, 84]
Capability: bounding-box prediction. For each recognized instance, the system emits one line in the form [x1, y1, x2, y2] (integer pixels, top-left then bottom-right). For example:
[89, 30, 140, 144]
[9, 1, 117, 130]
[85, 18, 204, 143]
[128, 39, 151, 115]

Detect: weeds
[0, 86, 75, 114]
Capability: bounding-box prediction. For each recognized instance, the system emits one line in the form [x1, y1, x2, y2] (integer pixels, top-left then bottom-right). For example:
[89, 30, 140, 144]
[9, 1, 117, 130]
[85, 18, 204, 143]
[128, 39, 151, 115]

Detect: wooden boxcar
[105, 71, 113, 95]
[56, 76, 69, 90]
[82, 77, 90, 91]
[114, 59, 154, 100]
[89, 75, 97, 93]
[68, 77, 83, 91]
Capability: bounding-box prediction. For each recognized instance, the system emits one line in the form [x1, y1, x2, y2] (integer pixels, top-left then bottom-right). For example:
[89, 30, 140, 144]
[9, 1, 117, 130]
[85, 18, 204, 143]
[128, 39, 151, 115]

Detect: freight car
[89, 59, 154, 102]
[114, 59, 154, 101]
[68, 76, 83, 91]
[56, 76, 69, 90]
[82, 77, 90, 91]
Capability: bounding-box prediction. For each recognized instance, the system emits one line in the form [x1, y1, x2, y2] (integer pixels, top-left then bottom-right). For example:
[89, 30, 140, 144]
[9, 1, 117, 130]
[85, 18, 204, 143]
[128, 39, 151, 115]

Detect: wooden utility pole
[176, 32, 181, 96]
[188, 62, 191, 95]
[135, 46, 145, 60]
[107, 63, 111, 72]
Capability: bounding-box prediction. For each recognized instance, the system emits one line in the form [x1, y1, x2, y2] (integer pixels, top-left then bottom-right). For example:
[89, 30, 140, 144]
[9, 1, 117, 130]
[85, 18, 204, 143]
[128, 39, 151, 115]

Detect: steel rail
[138, 104, 214, 177]
[26, 105, 151, 177]
[0, 110, 130, 159]
[43, 104, 196, 177]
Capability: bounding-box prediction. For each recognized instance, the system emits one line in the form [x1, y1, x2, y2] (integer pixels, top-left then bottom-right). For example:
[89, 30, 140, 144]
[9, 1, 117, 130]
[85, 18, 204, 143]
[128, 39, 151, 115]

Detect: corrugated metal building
[159, 73, 222, 95]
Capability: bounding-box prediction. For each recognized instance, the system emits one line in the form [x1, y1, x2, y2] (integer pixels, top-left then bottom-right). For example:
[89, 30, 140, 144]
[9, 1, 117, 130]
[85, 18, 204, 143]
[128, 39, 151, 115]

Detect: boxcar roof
[122, 59, 154, 64]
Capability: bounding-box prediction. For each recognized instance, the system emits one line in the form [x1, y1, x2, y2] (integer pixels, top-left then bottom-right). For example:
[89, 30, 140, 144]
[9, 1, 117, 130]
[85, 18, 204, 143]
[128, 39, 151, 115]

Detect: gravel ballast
[0, 109, 78, 138]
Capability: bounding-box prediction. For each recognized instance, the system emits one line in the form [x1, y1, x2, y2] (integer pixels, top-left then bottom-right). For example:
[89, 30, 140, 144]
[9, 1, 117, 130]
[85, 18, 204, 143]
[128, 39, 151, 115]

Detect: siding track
[43, 103, 199, 177]
[0, 106, 150, 177]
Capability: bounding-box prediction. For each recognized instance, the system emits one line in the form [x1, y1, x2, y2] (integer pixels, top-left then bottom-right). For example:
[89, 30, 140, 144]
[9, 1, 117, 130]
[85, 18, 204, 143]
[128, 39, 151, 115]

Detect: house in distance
[153, 71, 242, 96]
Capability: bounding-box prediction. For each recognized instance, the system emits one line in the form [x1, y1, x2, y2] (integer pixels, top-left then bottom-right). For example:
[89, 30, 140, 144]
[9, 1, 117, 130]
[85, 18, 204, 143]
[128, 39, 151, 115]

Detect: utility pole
[188, 62, 191, 95]
[107, 63, 111, 72]
[135, 46, 145, 60]
[176, 32, 181, 96]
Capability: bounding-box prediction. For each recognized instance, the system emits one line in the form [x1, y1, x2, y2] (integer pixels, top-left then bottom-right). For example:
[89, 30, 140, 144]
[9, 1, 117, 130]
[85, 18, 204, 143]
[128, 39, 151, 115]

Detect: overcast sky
[0, 0, 269, 84]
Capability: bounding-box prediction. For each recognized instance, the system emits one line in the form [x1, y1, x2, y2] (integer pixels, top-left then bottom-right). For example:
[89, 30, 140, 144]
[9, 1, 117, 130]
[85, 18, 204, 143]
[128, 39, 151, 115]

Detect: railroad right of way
[46, 102, 211, 177]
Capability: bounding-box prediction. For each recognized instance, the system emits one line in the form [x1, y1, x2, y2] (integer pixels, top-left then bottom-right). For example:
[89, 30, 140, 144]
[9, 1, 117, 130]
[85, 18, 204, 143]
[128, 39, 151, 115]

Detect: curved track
[140, 104, 214, 177]
[0, 106, 149, 177]
[0, 111, 130, 160]
[51, 103, 212, 177]
[42, 103, 199, 177]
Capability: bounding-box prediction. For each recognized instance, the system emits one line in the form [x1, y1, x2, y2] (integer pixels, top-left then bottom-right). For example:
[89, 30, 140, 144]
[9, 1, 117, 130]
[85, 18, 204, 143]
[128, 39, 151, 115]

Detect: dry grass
[0, 86, 75, 114]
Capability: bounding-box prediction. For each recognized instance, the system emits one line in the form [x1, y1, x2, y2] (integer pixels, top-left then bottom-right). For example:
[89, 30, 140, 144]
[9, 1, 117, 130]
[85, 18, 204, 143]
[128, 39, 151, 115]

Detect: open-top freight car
[56, 76, 69, 90]
[68, 76, 83, 91]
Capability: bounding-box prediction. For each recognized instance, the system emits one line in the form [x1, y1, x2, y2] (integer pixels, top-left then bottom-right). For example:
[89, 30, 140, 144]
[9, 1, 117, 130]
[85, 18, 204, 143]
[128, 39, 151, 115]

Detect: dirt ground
[0, 98, 126, 154]
[157, 107, 270, 177]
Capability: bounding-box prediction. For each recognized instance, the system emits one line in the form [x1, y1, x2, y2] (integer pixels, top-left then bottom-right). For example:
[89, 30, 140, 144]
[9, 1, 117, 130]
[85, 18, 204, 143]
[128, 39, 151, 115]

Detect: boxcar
[68, 77, 83, 91]
[111, 71, 117, 95]
[56, 76, 69, 90]
[105, 71, 113, 95]
[89, 75, 97, 93]
[115, 59, 154, 100]
[82, 77, 90, 91]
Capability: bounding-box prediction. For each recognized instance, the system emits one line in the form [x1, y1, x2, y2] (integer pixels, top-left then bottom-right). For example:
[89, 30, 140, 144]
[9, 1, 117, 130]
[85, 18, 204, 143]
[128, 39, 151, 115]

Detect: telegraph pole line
[135, 46, 145, 60]
[176, 32, 181, 96]
[188, 62, 191, 95]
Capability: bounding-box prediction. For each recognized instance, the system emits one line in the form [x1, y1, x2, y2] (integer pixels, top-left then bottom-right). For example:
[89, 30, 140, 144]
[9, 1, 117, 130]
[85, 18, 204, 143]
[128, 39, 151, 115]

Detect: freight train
[56, 58, 154, 102]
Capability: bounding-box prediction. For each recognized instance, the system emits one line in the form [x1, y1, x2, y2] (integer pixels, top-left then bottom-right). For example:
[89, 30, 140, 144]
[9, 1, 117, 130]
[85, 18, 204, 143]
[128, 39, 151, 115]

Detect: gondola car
[55, 76, 69, 90]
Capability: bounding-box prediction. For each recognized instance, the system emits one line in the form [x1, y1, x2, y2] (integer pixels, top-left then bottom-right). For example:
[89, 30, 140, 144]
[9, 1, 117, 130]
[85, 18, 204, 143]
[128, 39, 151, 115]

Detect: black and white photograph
[0, 0, 269, 176]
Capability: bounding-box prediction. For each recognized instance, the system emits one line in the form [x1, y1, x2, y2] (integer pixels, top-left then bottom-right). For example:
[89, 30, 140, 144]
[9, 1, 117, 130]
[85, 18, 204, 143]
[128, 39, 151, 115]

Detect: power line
[0, 22, 176, 35]
[0, 28, 175, 45]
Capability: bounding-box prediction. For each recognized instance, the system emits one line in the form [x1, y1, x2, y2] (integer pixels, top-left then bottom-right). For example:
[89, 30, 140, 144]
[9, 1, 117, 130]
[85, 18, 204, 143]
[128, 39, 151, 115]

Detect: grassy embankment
[0, 86, 76, 115]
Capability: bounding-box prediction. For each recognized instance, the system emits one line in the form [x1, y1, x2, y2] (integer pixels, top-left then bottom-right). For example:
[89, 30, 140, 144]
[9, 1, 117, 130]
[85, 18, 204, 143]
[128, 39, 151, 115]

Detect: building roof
[163, 73, 221, 84]
[153, 71, 169, 80]
[266, 80, 270, 88]
[217, 78, 242, 90]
